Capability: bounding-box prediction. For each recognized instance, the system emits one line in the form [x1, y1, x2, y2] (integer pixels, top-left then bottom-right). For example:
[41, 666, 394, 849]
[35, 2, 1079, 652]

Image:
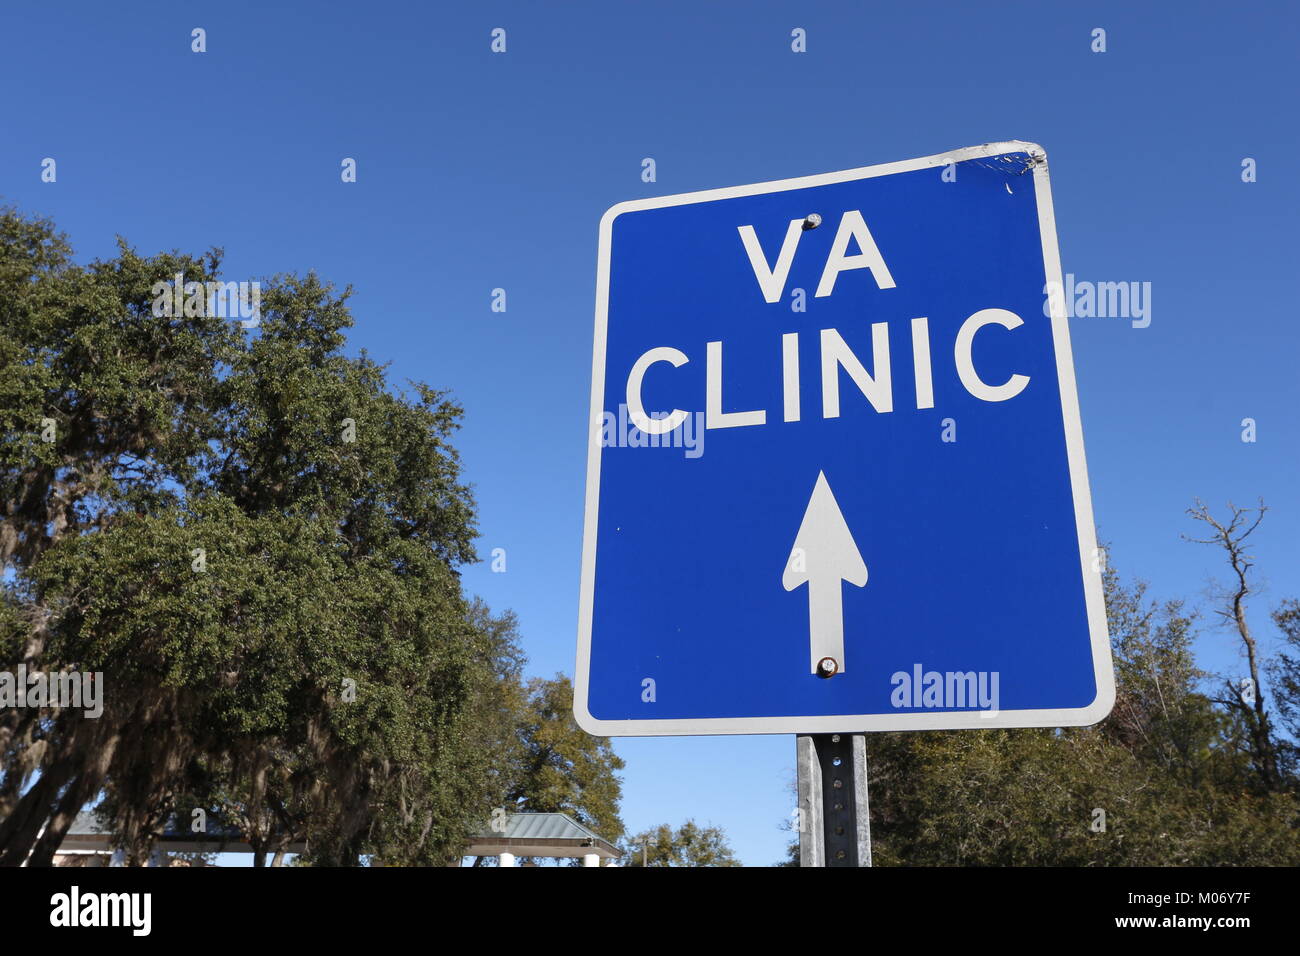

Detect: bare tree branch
[1184, 498, 1280, 790]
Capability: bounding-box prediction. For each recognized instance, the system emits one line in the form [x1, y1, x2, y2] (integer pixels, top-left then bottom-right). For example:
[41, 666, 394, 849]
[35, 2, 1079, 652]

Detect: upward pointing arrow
[783, 471, 868, 675]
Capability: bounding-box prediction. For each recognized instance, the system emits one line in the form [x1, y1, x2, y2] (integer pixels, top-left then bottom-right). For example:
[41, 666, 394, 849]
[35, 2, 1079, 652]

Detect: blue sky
[3, 1, 1297, 866]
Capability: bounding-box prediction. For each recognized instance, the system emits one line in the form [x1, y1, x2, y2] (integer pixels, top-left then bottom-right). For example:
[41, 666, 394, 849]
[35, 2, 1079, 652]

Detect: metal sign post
[798, 733, 871, 867]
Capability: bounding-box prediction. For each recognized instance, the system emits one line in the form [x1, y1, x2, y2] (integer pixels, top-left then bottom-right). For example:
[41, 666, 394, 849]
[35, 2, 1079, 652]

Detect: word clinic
[622, 208, 1033, 436]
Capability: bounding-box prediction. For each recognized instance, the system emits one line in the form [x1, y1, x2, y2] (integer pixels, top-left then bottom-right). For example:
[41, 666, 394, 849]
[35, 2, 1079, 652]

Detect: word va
[624, 209, 1032, 436]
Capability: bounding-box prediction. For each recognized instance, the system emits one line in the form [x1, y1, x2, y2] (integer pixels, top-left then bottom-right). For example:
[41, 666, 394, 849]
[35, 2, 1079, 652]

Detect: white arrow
[782, 471, 867, 675]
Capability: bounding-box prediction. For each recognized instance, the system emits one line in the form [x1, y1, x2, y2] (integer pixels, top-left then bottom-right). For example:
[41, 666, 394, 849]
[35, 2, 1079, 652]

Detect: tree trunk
[26, 729, 120, 867]
[0, 758, 77, 866]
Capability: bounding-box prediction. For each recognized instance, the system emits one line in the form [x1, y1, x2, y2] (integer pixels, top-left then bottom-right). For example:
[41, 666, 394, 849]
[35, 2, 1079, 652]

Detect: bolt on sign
[575, 142, 1114, 736]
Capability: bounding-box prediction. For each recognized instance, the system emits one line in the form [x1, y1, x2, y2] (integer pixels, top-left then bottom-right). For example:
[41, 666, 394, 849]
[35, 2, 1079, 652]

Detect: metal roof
[67, 811, 109, 836]
[57, 808, 617, 860]
[465, 812, 621, 859]
[66, 809, 242, 840]
[475, 812, 603, 842]
[68, 806, 616, 842]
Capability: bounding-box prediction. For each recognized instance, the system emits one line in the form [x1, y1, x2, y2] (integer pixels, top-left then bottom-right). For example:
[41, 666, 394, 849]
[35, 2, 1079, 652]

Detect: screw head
[803, 213, 822, 230]
[817, 657, 839, 678]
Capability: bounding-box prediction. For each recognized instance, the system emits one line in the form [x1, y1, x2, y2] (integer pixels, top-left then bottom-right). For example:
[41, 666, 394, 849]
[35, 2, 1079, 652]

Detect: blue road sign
[575, 142, 1114, 735]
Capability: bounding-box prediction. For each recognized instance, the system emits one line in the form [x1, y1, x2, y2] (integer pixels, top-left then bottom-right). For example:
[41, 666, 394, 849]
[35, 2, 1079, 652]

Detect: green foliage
[1267, 599, 1300, 778]
[623, 820, 740, 867]
[863, 564, 1300, 866]
[507, 675, 625, 844]
[0, 207, 525, 866]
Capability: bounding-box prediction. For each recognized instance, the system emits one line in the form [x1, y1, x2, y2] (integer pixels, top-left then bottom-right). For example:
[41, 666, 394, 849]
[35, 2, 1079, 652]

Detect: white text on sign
[623, 210, 1032, 436]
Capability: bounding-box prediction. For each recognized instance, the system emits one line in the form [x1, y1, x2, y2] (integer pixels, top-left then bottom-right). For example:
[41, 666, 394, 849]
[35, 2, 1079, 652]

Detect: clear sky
[3, 1, 1297, 866]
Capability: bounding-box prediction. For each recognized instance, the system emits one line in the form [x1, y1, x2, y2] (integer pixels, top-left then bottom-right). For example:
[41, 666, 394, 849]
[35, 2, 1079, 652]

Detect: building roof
[67, 811, 108, 836]
[474, 811, 602, 842]
[61, 809, 619, 859]
[58, 809, 300, 855]
[66, 809, 244, 841]
[465, 812, 621, 859]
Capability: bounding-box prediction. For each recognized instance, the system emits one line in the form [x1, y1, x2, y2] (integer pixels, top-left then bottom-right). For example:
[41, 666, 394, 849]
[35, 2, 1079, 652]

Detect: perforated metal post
[797, 733, 871, 867]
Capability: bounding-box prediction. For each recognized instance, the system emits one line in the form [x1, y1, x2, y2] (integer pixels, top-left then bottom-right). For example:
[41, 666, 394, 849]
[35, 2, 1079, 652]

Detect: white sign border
[574, 141, 1115, 736]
